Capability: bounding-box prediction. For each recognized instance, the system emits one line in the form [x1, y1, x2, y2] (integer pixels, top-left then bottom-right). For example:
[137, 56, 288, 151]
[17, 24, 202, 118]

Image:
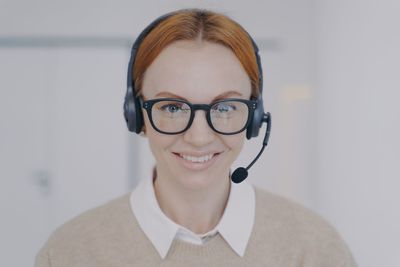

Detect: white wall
[315, 1, 400, 266]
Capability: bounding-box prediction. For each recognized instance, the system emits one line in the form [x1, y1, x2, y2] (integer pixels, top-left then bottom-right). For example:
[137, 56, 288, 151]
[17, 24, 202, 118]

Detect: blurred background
[1, 0, 399, 266]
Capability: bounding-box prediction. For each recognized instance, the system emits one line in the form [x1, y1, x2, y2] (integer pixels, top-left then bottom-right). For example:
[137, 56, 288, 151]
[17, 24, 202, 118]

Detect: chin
[178, 165, 230, 190]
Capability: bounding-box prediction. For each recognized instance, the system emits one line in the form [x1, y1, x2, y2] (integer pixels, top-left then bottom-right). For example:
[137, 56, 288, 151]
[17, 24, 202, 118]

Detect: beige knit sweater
[36, 188, 357, 266]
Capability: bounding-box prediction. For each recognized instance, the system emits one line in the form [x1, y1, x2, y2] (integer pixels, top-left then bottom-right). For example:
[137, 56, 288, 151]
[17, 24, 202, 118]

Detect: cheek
[144, 119, 182, 163]
[146, 128, 175, 155]
[223, 132, 246, 153]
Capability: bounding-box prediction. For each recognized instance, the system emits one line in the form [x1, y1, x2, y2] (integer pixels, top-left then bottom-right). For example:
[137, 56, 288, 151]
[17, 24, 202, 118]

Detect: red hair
[133, 9, 260, 97]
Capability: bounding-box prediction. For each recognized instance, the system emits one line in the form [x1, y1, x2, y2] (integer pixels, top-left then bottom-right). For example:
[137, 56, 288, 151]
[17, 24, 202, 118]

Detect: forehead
[141, 40, 251, 102]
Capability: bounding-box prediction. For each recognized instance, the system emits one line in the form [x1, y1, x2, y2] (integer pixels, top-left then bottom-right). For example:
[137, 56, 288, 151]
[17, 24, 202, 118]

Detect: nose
[182, 110, 215, 147]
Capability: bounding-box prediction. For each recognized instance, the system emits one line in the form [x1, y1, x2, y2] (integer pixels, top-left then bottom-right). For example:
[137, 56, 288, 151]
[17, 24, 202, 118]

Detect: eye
[161, 103, 181, 113]
[158, 101, 190, 114]
[212, 102, 236, 113]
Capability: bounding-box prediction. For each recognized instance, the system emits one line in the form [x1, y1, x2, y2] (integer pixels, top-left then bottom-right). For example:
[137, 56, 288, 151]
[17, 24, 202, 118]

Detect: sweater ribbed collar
[130, 176, 255, 259]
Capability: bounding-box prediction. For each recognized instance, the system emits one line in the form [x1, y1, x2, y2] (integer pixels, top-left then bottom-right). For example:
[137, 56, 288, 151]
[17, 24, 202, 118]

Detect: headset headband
[124, 9, 265, 139]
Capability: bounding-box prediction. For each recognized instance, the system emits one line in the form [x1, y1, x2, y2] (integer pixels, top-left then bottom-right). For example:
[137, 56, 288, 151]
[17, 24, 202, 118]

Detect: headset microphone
[231, 112, 271, 184]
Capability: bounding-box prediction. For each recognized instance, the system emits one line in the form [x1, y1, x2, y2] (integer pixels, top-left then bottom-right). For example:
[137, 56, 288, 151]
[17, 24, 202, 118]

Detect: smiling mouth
[175, 153, 220, 164]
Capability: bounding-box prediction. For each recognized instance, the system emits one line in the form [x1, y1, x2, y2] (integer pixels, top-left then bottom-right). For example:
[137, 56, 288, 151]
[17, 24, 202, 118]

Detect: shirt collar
[130, 176, 255, 259]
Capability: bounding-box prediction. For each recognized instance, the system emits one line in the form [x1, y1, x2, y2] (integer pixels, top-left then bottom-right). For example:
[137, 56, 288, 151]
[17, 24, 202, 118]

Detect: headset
[123, 9, 271, 183]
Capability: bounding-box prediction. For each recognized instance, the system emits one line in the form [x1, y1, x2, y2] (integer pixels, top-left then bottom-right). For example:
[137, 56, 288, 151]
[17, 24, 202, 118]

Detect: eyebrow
[154, 90, 243, 102]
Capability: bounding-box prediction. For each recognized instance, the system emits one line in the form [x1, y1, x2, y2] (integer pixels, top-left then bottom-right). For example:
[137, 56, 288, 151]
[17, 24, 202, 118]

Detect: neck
[153, 172, 230, 234]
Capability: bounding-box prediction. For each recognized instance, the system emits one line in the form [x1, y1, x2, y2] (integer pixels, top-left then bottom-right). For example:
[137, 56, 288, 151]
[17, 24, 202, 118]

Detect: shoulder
[48, 193, 133, 242]
[253, 187, 330, 230]
[36, 193, 148, 265]
[250, 187, 357, 266]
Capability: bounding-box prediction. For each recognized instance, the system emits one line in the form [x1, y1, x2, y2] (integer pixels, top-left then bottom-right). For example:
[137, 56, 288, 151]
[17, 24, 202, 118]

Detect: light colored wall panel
[0, 46, 131, 266]
[315, 1, 400, 266]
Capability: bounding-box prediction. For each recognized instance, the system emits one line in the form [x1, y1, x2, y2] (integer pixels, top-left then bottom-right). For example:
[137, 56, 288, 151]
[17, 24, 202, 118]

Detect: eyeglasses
[142, 98, 257, 135]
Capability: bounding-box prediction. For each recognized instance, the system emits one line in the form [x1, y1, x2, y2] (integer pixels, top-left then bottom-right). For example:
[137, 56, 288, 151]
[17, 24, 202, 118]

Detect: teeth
[180, 154, 214, 163]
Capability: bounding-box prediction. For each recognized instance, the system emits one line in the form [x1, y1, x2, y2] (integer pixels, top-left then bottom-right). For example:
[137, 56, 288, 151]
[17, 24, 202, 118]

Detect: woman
[36, 8, 357, 266]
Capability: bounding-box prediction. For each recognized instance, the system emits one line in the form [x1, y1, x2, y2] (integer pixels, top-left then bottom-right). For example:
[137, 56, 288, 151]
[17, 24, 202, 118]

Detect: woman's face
[141, 40, 252, 191]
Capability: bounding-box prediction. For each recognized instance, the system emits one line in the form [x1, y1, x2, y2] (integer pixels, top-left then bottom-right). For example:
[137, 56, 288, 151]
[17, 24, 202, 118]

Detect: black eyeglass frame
[142, 97, 258, 135]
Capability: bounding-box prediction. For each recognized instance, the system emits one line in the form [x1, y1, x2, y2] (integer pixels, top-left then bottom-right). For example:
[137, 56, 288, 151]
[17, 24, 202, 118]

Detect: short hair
[133, 8, 260, 97]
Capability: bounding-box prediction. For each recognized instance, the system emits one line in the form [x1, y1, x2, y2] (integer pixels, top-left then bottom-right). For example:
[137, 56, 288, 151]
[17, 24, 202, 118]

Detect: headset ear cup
[246, 95, 264, 139]
[246, 36, 264, 139]
[124, 86, 144, 133]
[133, 95, 144, 133]
[123, 88, 133, 132]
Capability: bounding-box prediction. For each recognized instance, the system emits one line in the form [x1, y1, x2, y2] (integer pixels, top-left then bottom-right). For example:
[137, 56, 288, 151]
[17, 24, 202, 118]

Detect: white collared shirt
[130, 176, 255, 259]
